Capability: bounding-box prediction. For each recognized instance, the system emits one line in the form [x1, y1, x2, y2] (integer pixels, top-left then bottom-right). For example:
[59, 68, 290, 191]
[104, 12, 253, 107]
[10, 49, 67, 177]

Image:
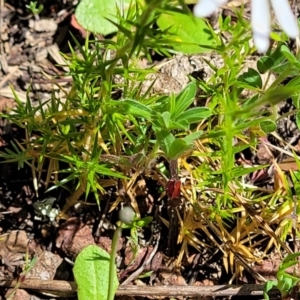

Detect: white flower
[193, 0, 228, 18]
[194, 0, 299, 53]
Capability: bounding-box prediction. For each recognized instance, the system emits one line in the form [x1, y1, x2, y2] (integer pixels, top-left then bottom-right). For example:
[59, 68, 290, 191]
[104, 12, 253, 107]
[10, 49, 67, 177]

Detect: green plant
[73, 244, 118, 300]
[75, 0, 131, 36]
[73, 206, 152, 300]
[1, 1, 213, 217]
[160, 11, 300, 282]
[264, 252, 300, 299]
[75, 0, 214, 54]
[118, 207, 153, 258]
[25, 1, 44, 16]
[2, 0, 300, 291]
[155, 7, 215, 54]
[6, 245, 37, 300]
[152, 82, 211, 160]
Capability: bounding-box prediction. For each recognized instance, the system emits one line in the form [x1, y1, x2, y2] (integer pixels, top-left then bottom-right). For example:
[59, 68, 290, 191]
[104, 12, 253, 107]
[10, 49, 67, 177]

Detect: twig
[0, 278, 281, 298]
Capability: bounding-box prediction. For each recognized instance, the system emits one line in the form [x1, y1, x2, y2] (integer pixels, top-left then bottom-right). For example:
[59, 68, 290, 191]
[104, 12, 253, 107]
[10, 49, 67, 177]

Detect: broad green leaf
[74, 245, 118, 300]
[257, 56, 274, 74]
[168, 139, 192, 159]
[270, 44, 293, 75]
[279, 277, 293, 292]
[270, 45, 300, 77]
[263, 280, 277, 300]
[120, 99, 153, 118]
[152, 113, 167, 129]
[260, 120, 276, 133]
[155, 130, 175, 156]
[157, 12, 214, 54]
[75, 0, 130, 35]
[238, 68, 262, 89]
[182, 131, 203, 144]
[169, 94, 176, 118]
[176, 107, 211, 124]
[280, 45, 297, 63]
[162, 111, 171, 128]
[270, 31, 285, 42]
[171, 83, 196, 119]
[169, 119, 190, 130]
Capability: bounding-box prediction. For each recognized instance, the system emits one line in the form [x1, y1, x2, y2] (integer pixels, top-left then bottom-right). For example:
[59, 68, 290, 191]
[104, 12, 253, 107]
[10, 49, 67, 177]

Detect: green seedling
[108, 206, 152, 300]
[106, 206, 135, 300]
[25, 1, 43, 16]
[7, 244, 37, 300]
[73, 206, 152, 300]
[119, 207, 153, 256]
[264, 252, 300, 299]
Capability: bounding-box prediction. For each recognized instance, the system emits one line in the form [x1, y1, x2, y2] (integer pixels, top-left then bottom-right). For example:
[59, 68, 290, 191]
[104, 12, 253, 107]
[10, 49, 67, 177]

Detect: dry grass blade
[229, 185, 292, 254]
[194, 203, 266, 283]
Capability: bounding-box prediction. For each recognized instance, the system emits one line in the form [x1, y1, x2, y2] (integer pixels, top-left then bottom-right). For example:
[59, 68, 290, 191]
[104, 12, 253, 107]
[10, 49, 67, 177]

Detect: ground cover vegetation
[1, 0, 300, 299]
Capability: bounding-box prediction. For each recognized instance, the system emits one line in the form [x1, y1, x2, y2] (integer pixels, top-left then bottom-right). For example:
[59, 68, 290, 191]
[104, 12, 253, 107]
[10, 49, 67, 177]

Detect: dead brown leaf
[5, 288, 31, 300]
[56, 217, 95, 257]
[158, 270, 187, 286]
[0, 96, 15, 113]
[27, 251, 63, 280]
[97, 236, 123, 253]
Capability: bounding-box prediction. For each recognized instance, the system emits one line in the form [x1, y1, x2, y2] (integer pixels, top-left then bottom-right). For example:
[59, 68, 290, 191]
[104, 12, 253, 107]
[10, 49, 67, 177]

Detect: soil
[0, 1, 299, 300]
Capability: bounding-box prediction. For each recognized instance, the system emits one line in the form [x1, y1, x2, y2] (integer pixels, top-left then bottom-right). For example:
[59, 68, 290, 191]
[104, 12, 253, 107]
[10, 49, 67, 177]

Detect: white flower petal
[271, 0, 299, 38]
[253, 32, 270, 53]
[251, 0, 271, 52]
[193, 0, 227, 18]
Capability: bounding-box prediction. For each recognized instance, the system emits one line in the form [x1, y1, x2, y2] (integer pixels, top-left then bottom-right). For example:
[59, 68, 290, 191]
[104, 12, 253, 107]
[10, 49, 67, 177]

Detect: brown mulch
[0, 1, 299, 300]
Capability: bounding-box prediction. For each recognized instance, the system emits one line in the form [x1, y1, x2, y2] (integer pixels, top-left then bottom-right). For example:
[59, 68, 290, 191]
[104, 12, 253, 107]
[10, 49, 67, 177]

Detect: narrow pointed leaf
[176, 107, 211, 124]
[171, 83, 196, 119]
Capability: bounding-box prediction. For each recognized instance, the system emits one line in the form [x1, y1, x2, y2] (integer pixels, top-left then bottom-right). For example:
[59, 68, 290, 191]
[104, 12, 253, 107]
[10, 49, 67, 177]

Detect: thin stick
[0, 278, 281, 298]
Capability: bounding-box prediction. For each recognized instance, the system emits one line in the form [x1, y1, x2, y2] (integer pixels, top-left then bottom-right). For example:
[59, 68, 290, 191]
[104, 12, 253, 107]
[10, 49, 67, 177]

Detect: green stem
[107, 226, 122, 300]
